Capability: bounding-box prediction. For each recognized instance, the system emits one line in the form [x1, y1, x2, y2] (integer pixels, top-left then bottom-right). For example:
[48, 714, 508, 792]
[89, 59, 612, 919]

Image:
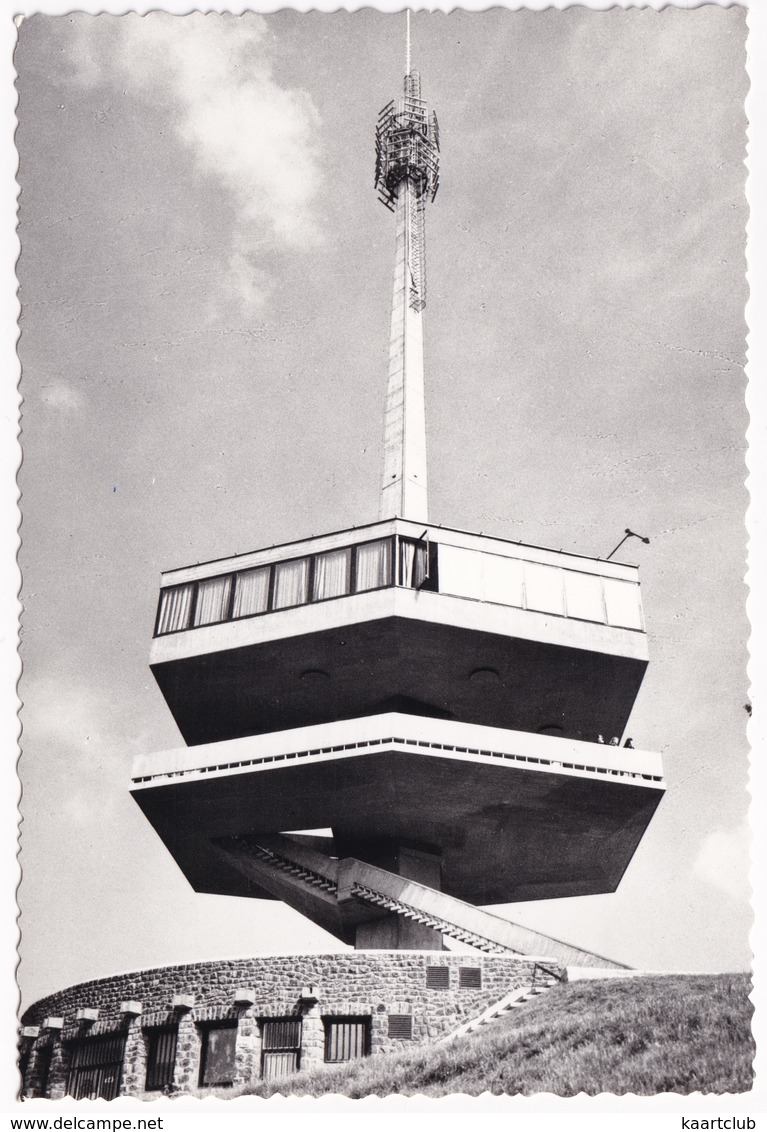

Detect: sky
[14, 8, 750, 1010]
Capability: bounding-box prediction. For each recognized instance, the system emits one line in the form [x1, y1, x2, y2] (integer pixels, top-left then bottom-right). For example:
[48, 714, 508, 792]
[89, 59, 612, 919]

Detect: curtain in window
[157, 583, 195, 634]
[272, 558, 310, 609]
[232, 566, 270, 618]
[399, 539, 427, 588]
[193, 575, 233, 626]
[355, 538, 393, 592]
[313, 548, 351, 601]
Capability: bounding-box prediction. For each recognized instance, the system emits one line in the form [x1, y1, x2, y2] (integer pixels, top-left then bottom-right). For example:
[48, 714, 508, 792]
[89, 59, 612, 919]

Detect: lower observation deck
[131, 713, 664, 908]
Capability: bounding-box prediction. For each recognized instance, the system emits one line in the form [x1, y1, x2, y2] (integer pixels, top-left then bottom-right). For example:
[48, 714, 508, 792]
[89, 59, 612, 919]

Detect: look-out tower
[131, 51, 664, 963]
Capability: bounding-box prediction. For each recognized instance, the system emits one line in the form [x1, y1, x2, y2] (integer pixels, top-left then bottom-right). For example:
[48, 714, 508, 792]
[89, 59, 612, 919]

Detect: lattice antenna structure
[375, 71, 440, 312]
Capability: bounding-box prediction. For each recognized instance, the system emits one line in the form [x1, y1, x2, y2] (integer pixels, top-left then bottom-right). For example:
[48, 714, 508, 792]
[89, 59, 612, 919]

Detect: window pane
[232, 566, 270, 618]
[524, 564, 565, 615]
[438, 546, 523, 607]
[193, 575, 233, 626]
[564, 571, 605, 622]
[603, 579, 643, 629]
[201, 1024, 237, 1087]
[272, 558, 310, 609]
[482, 554, 524, 607]
[355, 539, 393, 592]
[313, 548, 351, 601]
[399, 540, 428, 588]
[156, 584, 194, 634]
[437, 545, 484, 601]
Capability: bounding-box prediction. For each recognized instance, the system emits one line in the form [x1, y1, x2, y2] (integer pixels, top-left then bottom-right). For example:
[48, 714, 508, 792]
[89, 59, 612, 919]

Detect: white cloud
[692, 822, 751, 899]
[68, 14, 324, 310]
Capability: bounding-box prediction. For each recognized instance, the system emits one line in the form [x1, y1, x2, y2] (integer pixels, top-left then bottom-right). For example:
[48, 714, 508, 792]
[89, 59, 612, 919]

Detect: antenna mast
[375, 15, 440, 523]
[406, 9, 411, 73]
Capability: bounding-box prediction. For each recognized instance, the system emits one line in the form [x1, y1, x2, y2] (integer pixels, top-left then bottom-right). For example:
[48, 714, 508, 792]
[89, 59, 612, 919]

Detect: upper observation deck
[150, 518, 649, 746]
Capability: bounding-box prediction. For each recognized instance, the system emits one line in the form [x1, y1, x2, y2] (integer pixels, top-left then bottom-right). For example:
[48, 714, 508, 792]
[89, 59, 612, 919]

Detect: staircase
[214, 832, 628, 971]
[249, 843, 339, 895]
[352, 883, 513, 954]
[439, 965, 563, 1043]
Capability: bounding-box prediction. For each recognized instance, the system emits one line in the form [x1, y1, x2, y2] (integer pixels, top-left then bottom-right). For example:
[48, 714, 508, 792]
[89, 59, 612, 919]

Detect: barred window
[67, 1032, 126, 1101]
[145, 1026, 178, 1091]
[324, 1018, 370, 1063]
[261, 1018, 301, 1080]
[426, 966, 450, 989]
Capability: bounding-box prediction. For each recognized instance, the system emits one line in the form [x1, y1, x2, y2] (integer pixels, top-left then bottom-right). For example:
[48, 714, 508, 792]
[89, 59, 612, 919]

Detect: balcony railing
[154, 526, 644, 638]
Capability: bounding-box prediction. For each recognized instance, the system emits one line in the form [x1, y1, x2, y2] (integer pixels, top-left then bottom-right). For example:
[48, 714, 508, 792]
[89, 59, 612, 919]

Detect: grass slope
[243, 973, 753, 1098]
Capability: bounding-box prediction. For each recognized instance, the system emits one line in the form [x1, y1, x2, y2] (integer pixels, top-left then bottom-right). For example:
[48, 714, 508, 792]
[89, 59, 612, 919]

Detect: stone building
[21, 954, 563, 1098]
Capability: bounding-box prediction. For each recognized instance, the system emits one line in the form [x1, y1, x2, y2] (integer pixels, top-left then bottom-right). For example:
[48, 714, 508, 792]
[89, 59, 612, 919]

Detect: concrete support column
[354, 844, 444, 950]
[356, 916, 441, 950]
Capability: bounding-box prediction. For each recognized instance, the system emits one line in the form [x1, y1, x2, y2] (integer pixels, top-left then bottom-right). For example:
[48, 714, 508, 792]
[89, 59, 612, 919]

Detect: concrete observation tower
[131, 55, 665, 963]
[18, 32, 669, 1101]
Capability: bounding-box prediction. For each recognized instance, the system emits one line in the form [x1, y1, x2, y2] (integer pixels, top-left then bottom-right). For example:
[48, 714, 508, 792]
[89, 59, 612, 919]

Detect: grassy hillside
[243, 973, 753, 1098]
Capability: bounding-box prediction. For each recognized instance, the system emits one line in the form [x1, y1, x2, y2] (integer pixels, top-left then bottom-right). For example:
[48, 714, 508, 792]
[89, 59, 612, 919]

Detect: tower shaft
[380, 178, 428, 521]
[375, 70, 440, 522]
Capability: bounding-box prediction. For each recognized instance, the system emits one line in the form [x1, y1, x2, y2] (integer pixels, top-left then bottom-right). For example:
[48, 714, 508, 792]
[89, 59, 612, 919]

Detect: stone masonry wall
[20, 952, 563, 1099]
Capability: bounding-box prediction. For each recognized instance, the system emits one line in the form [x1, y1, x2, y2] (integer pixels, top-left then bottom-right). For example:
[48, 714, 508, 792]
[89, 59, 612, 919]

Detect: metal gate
[67, 1033, 126, 1101]
[260, 1019, 301, 1080]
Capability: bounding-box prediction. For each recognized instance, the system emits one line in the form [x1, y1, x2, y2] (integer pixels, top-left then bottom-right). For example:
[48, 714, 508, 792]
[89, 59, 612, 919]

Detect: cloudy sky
[15, 8, 749, 1009]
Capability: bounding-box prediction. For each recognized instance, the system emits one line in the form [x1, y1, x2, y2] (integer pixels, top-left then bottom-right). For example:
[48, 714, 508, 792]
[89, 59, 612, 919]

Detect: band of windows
[155, 535, 433, 636]
[155, 532, 644, 638]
